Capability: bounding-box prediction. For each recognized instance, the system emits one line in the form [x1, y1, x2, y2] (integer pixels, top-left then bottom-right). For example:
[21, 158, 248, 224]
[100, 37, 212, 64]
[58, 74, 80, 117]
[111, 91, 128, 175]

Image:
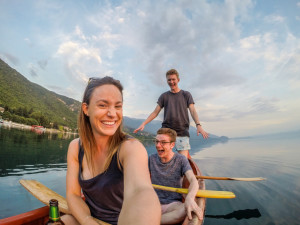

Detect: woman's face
[83, 84, 123, 137]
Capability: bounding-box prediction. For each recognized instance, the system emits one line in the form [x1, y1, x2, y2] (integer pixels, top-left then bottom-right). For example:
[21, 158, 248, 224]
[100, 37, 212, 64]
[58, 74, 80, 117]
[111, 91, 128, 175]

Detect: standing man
[134, 69, 209, 157]
[149, 128, 203, 224]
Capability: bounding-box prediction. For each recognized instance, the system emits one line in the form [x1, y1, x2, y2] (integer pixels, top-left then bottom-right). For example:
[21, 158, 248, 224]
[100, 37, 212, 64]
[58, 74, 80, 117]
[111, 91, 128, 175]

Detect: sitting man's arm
[184, 170, 203, 220]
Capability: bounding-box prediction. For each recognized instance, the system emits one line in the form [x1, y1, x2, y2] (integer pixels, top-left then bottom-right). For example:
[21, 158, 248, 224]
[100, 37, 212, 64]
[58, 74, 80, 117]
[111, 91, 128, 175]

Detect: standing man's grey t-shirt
[157, 90, 194, 137]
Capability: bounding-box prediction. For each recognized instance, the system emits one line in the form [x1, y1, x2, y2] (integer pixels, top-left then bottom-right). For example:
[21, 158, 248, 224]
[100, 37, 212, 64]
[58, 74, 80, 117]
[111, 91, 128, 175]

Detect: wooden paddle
[19, 179, 110, 225]
[195, 175, 266, 181]
[152, 184, 235, 199]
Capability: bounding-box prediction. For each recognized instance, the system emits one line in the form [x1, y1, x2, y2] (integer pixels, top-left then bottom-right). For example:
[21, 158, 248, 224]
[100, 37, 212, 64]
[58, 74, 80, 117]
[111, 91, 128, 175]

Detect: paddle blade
[19, 179, 69, 214]
[229, 177, 266, 181]
[19, 179, 111, 225]
[152, 184, 235, 199]
[196, 190, 235, 199]
[196, 176, 266, 181]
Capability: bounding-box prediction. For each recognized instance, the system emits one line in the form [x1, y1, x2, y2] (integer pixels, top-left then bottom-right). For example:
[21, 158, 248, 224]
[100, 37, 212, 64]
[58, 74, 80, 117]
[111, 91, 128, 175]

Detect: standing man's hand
[134, 124, 145, 133]
[133, 105, 162, 134]
[197, 125, 209, 139]
[189, 104, 209, 139]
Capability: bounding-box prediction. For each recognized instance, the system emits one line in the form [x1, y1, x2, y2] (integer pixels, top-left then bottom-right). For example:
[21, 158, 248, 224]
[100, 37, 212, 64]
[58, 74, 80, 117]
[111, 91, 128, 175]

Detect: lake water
[0, 125, 299, 224]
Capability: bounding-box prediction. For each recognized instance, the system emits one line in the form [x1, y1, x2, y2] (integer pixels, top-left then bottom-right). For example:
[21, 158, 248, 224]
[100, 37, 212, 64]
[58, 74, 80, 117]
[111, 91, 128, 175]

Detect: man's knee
[161, 203, 186, 224]
[172, 204, 186, 222]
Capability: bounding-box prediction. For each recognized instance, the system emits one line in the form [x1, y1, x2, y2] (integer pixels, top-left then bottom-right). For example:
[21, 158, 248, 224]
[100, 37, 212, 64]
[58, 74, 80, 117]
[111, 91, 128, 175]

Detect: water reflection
[0, 126, 76, 177]
[1, 125, 300, 224]
[4, 163, 67, 176]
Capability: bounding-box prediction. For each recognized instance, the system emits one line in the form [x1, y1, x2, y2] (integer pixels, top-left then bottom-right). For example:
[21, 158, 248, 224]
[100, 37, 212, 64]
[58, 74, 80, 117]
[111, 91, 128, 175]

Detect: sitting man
[149, 128, 203, 224]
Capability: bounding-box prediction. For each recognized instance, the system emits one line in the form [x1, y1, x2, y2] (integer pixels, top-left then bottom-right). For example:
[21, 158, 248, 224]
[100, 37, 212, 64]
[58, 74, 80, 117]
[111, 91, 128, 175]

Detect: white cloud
[56, 40, 102, 83]
[123, 0, 254, 88]
[74, 26, 87, 41]
[118, 18, 125, 23]
[1, 0, 300, 136]
[239, 35, 261, 49]
[264, 14, 285, 23]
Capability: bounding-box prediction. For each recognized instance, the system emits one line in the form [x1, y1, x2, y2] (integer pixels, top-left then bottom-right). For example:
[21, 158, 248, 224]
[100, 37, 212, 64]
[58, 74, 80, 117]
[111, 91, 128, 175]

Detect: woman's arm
[65, 139, 98, 225]
[118, 139, 161, 224]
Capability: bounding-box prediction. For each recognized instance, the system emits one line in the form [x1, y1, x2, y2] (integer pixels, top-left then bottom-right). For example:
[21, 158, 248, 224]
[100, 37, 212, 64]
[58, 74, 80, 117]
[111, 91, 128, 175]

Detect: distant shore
[0, 119, 78, 136]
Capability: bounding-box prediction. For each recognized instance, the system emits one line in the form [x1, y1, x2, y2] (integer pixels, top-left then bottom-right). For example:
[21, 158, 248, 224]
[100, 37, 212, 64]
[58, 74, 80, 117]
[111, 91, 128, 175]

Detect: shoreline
[0, 120, 78, 136]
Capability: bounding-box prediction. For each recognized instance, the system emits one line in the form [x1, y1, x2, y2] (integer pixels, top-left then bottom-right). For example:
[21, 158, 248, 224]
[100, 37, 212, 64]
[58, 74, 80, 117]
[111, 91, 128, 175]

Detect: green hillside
[0, 58, 80, 130]
[0, 58, 154, 139]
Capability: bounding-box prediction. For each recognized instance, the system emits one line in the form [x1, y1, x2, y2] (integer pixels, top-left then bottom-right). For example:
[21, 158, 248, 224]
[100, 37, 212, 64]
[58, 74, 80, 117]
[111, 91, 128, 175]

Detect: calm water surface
[0, 126, 299, 225]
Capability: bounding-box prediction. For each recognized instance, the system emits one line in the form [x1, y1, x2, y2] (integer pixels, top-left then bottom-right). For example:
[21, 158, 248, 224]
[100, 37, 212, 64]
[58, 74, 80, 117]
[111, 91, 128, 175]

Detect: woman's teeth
[103, 121, 115, 125]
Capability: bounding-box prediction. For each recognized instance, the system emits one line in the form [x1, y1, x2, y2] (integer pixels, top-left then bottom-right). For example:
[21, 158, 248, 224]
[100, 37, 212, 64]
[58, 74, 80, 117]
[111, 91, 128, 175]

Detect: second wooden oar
[20, 179, 110, 225]
[152, 184, 235, 199]
[195, 176, 266, 181]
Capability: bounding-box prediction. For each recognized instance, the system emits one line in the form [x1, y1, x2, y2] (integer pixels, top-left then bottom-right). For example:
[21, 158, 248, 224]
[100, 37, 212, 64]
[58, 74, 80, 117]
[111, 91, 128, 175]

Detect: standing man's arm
[188, 104, 209, 139]
[134, 104, 162, 133]
[184, 170, 203, 220]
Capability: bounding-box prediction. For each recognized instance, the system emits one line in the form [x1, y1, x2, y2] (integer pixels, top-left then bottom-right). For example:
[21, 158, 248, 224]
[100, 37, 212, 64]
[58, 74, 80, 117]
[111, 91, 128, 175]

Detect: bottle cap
[49, 199, 59, 206]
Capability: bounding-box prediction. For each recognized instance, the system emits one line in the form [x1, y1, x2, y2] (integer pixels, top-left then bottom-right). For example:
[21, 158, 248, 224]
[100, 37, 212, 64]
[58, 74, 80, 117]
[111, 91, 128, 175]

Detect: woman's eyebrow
[95, 99, 123, 104]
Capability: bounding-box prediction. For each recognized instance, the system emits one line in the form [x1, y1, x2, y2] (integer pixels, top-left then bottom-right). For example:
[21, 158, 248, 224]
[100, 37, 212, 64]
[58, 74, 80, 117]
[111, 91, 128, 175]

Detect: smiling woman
[62, 76, 161, 225]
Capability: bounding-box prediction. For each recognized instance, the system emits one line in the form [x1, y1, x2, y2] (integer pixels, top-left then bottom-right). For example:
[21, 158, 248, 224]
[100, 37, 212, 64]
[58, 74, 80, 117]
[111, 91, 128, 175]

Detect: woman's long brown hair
[78, 76, 126, 176]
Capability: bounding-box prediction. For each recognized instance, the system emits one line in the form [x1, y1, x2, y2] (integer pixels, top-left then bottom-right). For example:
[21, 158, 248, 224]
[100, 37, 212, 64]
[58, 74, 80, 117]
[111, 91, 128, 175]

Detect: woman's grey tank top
[78, 143, 124, 225]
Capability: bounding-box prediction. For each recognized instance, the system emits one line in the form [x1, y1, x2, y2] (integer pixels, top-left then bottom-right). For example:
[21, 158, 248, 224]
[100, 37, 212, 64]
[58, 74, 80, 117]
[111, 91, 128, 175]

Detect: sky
[0, 0, 300, 138]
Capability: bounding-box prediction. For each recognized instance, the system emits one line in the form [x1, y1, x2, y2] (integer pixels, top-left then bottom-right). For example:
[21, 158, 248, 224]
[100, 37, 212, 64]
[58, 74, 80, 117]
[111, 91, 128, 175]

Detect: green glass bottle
[45, 199, 65, 225]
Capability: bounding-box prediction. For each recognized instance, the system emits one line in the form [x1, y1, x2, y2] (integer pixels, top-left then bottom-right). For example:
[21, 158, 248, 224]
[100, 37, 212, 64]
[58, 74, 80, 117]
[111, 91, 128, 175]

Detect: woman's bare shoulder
[119, 138, 147, 159]
[68, 138, 80, 156]
[122, 138, 144, 149]
[69, 138, 80, 147]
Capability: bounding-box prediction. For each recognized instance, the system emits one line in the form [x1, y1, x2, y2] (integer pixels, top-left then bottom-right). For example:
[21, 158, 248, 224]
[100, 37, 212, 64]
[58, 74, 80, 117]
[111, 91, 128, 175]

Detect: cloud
[220, 31, 300, 83]
[24, 38, 33, 47]
[199, 95, 281, 123]
[264, 14, 285, 23]
[46, 84, 65, 93]
[37, 60, 48, 70]
[2, 53, 20, 66]
[56, 40, 102, 83]
[1, 0, 299, 136]
[74, 26, 87, 41]
[249, 97, 280, 114]
[28, 63, 38, 78]
[125, 0, 253, 88]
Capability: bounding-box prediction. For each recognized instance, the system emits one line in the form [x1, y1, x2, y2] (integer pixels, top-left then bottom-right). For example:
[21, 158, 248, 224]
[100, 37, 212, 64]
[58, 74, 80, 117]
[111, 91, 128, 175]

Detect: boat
[0, 206, 49, 225]
[31, 125, 45, 135]
[181, 156, 206, 225]
[0, 157, 206, 225]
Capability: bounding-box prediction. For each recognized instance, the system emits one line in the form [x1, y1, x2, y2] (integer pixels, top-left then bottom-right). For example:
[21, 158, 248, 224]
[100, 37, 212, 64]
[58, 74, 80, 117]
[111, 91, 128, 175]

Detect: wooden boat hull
[0, 206, 49, 225]
[180, 157, 206, 225]
[0, 158, 206, 225]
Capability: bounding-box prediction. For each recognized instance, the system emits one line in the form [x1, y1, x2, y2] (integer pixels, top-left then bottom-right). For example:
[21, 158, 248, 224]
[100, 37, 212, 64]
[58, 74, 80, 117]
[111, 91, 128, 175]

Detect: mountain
[123, 116, 229, 143]
[0, 58, 153, 139]
[0, 58, 228, 142]
[0, 58, 80, 129]
[231, 129, 300, 140]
